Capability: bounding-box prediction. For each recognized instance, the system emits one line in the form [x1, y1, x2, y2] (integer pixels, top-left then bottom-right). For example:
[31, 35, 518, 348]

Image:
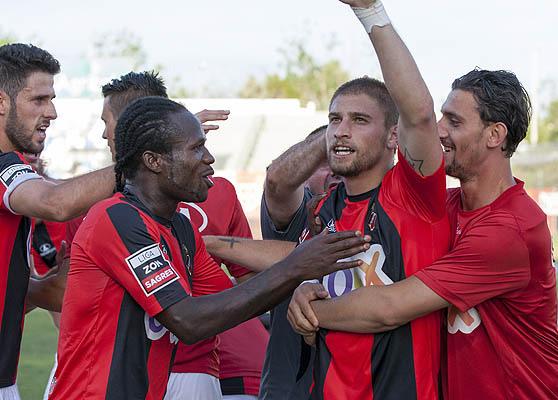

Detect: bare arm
[157, 231, 370, 344]
[10, 166, 115, 221]
[265, 130, 327, 229]
[340, 0, 441, 176]
[203, 236, 296, 272]
[289, 276, 448, 335]
[26, 242, 69, 313]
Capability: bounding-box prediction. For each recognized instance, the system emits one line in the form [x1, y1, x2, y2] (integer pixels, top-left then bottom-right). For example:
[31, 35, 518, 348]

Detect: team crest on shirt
[0, 164, 34, 188]
[126, 243, 180, 296]
[447, 306, 481, 334]
[326, 219, 336, 233]
[298, 228, 310, 244]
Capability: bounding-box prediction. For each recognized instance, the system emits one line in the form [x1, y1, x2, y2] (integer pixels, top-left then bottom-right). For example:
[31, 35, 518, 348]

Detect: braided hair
[114, 96, 188, 192]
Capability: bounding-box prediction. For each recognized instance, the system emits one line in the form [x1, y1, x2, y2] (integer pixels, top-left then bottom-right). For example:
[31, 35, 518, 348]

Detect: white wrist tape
[352, 1, 391, 34]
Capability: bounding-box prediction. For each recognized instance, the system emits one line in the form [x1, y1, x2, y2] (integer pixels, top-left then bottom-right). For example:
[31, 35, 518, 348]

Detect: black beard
[5, 106, 42, 154]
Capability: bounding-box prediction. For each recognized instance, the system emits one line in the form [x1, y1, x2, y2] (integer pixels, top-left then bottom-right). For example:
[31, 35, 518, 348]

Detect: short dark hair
[330, 77, 398, 129]
[102, 71, 168, 119]
[452, 68, 531, 157]
[0, 43, 60, 101]
[114, 96, 191, 191]
[306, 124, 328, 140]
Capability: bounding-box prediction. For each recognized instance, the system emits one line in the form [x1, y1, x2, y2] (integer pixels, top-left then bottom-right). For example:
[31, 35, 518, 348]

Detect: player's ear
[0, 90, 10, 116]
[486, 121, 508, 151]
[386, 124, 398, 150]
[142, 151, 165, 174]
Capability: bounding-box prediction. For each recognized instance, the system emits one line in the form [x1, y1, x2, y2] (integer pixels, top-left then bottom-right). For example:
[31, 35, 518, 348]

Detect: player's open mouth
[36, 123, 49, 138]
[201, 171, 214, 188]
[333, 145, 355, 156]
[441, 143, 454, 153]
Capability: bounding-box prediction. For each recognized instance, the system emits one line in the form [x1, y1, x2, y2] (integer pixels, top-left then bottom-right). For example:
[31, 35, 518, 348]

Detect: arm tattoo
[218, 237, 241, 249]
[403, 148, 425, 177]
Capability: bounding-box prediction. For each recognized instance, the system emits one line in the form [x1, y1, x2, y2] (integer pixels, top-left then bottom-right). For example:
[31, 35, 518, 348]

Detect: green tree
[539, 98, 558, 142]
[93, 31, 147, 70]
[239, 39, 349, 110]
[0, 29, 16, 46]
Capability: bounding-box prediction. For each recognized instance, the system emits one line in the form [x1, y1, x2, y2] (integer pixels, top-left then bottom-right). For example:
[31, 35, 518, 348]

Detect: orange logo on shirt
[447, 306, 481, 334]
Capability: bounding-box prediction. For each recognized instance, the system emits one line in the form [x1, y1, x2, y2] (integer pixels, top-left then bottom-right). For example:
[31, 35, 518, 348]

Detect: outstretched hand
[195, 109, 230, 133]
[284, 230, 371, 281]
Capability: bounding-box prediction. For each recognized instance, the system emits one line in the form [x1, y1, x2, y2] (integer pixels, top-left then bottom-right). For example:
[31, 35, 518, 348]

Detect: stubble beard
[328, 150, 381, 178]
[5, 105, 42, 154]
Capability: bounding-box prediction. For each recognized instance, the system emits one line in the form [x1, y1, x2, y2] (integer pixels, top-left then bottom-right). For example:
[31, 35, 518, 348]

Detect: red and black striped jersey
[310, 150, 450, 400]
[0, 151, 41, 388]
[49, 188, 228, 400]
[31, 220, 66, 275]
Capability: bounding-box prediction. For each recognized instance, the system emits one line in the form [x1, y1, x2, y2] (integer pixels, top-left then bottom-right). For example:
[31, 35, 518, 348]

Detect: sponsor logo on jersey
[0, 163, 35, 188]
[447, 306, 481, 334]
[39, 243, 56, 257]
[126, 243, 180, 296]
[144, 313, 179, 344]
[326, 219, 336, 233]
[324, 245, 389, 297]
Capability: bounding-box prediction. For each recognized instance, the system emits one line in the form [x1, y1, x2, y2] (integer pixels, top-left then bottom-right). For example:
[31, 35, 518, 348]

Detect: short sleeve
[383, 148, 446, 221]
[0, 152, 42, 214]
[83, 203, 191, 317]
[415, 211, 530, 312]
[64, 215, 85, 258]
[191, 226, 233, 296]
[260, 188, 310, 241]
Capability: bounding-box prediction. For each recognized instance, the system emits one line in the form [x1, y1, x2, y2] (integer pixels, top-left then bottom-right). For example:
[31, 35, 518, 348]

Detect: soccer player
[289, 1, 558, 399]
[0, 43, 115, 400]
[48, 96, 370, 400]
[279, 71, 450, 399]
[258, 125, 341, 400]
[97, 71, 266, 399]
[173, 181, 269, 400]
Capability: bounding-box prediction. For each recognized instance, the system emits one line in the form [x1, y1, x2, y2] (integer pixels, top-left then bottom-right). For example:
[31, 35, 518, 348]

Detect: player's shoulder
[84, 193, 148, 230]
[0, 151, 35, 186]
[210, 176, 238, 197]
[492, 182, 547, 229]
[0, 151, 27, 165]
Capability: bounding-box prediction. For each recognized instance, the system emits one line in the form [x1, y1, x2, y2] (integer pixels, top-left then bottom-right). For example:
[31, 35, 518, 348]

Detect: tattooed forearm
[218, 237, 242, 249]
[403, 147, 425, 176]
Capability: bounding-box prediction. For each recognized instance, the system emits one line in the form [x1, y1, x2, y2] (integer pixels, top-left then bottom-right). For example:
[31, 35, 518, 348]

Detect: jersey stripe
[105, 292, 152, 399]
[0, 216, 30, 387]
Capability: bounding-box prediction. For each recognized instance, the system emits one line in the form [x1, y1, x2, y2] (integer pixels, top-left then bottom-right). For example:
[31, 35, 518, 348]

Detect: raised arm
[158, 230, 370, 344]
[9, 166, 115, 221]
[265, 127, 327, 229]
[340, 0, 441, 176]
[204, 236, 296, 272]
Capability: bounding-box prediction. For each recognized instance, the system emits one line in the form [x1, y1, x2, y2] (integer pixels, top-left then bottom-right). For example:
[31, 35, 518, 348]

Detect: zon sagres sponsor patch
[0, 164, 35, 188]
[126, 243, 180, 296]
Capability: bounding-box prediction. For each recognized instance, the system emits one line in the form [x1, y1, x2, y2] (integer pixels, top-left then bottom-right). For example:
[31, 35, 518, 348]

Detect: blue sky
[3, 0, 557, 108]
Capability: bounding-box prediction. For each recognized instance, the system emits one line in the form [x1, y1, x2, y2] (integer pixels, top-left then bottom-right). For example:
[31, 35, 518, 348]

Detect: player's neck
[127, 183, 177, 221]
[459, 160, 515, 211]
[0, 132, 16, 153]
[344, 164, 389, 196]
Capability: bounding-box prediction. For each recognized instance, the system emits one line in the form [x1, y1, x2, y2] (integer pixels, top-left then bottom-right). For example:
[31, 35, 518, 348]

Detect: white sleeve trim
[3, 172, 43, 215]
